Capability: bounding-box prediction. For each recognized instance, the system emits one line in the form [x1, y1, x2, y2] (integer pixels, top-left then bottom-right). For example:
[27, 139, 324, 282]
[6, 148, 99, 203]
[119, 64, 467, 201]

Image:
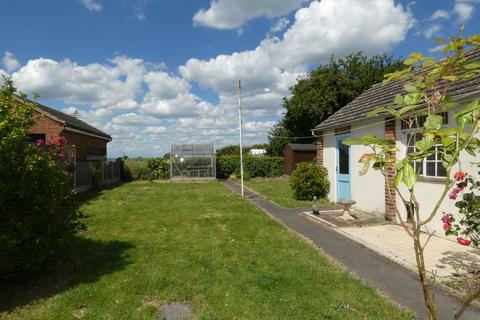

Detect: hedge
[216, 155, 283, 178]
[123, 158, 169, 181]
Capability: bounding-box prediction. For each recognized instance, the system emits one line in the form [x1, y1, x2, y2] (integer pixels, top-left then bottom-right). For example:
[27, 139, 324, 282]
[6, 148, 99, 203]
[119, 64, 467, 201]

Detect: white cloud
[181, 0, 413, 121]
[80, 0, 102, 12]
[193, 0, 306, 30]
[428, 45, 445, 53]
[144, 126, 168, 134]
[423, 24, 442, 39]
[454, 1, 474, 23]
[2, 51, 20, 72]
[429, 9, 450, 20]
[11, 56, 145, 110]
[269, 18, 290, 34]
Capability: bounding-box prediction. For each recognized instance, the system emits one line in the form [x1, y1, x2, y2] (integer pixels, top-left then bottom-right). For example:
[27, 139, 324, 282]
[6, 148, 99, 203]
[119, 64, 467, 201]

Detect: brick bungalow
[25, 99, 112, 162]
[312, 48, 480, 238]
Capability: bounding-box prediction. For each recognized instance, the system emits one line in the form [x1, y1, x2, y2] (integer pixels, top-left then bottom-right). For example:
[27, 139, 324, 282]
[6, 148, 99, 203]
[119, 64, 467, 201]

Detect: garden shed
[282, 143, 317, 175]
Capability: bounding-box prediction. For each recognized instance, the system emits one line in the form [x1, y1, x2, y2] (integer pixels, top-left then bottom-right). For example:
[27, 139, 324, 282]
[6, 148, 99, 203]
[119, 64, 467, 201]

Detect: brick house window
[406, 132, 446, 178]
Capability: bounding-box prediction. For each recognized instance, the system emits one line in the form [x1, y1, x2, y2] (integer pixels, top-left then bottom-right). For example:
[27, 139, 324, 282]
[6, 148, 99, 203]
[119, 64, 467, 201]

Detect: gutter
[312, 90, 480, 133]
[64, 126, 112, 142]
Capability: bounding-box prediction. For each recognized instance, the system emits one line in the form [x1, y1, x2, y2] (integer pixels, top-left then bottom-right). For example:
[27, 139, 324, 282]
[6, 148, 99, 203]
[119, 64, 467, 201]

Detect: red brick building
[27, 101, 112, 162]
[282, 143, 316, 175]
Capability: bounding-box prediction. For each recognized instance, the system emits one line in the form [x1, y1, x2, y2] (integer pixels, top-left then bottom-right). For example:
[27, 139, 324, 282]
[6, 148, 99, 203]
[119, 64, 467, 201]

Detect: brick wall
[29, 111, 63, 144]
[62, 130, 108, 162]
[316, 132, 324, 167]
[384, 118, 397, 221]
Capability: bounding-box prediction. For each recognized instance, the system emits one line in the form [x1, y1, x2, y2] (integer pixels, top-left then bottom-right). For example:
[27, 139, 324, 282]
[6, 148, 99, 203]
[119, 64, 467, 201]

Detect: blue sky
[1, 0, 479, 157]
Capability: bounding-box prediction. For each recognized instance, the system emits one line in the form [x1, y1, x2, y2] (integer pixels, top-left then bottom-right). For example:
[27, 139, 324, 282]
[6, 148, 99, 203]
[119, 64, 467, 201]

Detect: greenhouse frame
[170, 144, 216, 180]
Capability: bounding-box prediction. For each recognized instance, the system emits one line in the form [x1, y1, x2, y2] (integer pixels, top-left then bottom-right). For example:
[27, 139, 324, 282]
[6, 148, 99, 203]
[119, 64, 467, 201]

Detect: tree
[282, 53, 404, 139]
[345, 32, 480, 319]
[266, 121, 290, 156]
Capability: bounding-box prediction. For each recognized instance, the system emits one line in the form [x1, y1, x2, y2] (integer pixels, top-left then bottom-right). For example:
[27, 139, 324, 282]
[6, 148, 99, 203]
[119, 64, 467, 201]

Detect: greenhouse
[170, 144, 216, 179]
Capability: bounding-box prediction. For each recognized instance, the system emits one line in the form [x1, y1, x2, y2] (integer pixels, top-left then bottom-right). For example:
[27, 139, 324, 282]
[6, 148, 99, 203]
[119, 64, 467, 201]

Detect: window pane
[415, 133, 423, 142]
[407, 134, 415, 146]
[426, 162, 436, 176]
[339, 142, 349, 174]
[427, 152, 436, 160]
[437, 163, 447, 177]
[407, 146, 415, 154]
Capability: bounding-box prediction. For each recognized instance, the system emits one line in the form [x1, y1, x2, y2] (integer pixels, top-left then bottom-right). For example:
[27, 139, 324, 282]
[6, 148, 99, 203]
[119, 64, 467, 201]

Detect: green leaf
[415, 137, 435, 152]
[394, 94, 404, 106]
[394, 168, 404, 188]
[343, 134, 395, 146]
[360, 159, 371, 176]
[456, 114, 471, 130]
[404, 93, 422, 105]
[402, 161, 417, 190]
[404, 82, 417, 93]
[463, 62, 480, 70]
[442, 95, 458, 111]
[366, 107, 390, 116]
[456, 99, 480, 117]
[404, 57, 417, 65]
[424, 114, 443, 130]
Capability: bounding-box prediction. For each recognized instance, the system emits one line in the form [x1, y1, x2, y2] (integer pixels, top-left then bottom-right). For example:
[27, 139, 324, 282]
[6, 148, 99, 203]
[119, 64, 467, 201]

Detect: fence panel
[72, 160, 122, 193]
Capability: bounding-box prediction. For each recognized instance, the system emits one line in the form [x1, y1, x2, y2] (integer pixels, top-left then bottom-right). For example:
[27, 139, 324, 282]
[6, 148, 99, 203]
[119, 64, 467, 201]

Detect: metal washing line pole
[237, 80, 245, 197]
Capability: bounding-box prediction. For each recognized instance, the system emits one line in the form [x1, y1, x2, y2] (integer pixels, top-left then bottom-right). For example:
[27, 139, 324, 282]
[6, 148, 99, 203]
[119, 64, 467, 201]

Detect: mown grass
[1, 182, 411, 319]
[245, 177, 330, 208]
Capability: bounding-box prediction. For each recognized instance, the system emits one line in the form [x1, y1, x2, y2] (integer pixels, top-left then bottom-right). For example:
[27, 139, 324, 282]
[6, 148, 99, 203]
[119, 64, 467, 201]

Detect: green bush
[290, 162, 330, 201]
[216, 156, 283, 178]
[0, 79, 84, 281]
[123, 158, 170, 181]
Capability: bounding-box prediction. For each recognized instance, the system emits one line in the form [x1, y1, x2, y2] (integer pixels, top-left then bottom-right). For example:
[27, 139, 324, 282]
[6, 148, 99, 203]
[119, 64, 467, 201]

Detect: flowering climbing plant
[343, 31, 480, 320]
[443, 165, 480, 248]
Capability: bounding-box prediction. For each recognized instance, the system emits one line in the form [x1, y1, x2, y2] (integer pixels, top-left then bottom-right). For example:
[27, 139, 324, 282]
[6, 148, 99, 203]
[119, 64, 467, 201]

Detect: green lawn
[0, 182, 410, 320]
[245, 177, 330, 208]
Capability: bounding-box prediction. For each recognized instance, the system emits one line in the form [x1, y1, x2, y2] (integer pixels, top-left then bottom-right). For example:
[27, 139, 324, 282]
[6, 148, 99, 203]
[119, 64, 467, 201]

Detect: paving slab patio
[338, 224, 480, 280]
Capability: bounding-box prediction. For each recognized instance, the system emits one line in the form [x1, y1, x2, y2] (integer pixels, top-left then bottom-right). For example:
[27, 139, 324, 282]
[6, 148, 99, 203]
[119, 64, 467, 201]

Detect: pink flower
[454, 171, 467, 181]
[36, 139, 43, 145]
[58, 153, 65, 158]
[457, 237, 471, 246]
[443, 223, 451, 231]
[441, 215, 452, 224]
[449, 191, 458, 200]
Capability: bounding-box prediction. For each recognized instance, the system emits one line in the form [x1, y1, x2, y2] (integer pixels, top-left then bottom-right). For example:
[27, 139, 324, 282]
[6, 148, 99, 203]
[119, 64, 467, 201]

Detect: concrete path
[340, 224, 480, 280]
[223, 180, 480, 320]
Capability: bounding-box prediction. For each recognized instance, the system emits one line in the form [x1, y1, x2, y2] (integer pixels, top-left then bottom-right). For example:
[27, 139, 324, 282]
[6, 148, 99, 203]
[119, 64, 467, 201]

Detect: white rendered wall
[350, 119, 386, 214]
[395, 112, 480, 238]
[323, 129, 336, 201]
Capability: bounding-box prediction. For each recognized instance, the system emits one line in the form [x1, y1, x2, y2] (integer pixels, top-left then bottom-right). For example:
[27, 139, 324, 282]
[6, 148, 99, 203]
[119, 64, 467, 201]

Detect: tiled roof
[315, 48, 480, 131]
[35, 102, 112, 139]
[284, 143, 317, 151]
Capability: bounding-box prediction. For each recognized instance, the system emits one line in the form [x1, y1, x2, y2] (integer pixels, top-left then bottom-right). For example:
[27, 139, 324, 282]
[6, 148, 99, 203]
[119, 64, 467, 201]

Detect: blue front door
[336, 135, 351, 200]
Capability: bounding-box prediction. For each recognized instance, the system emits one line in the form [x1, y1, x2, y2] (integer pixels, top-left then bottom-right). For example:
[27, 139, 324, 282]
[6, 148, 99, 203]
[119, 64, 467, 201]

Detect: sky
[1, 0, 479, 158]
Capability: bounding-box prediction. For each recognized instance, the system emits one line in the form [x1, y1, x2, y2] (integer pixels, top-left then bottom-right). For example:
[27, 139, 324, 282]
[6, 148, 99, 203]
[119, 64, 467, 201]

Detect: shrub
[216, 155, 283, 178]
[123, 158, 170, 181]
[0, 79, 84, 281]
[290, 162, 330, 200]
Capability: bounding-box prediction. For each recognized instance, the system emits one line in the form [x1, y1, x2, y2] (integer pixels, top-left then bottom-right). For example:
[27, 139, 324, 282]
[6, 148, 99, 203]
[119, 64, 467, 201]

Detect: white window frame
[403, 131, 446, 179]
